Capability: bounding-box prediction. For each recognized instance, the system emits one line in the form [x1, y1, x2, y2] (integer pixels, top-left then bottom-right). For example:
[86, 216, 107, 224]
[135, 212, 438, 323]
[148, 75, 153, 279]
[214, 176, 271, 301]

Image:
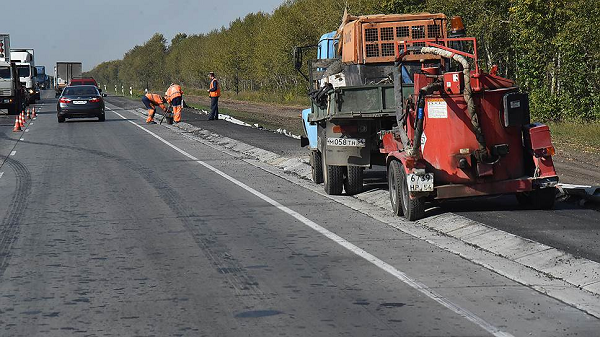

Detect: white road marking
[10, 151, 16, 156]
[25, 129, 30, 133]
[0, 172, 4, 179]
[20, 138, 24, 141]
[108, 107, 514, 337]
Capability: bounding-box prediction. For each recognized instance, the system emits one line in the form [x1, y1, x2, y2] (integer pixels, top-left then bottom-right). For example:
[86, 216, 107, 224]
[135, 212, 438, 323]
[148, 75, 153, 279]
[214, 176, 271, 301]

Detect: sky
[3, 0, 283, 72]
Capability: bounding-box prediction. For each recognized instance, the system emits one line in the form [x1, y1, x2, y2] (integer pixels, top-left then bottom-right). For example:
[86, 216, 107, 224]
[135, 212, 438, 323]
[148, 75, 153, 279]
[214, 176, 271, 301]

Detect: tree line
[85, 0, 599, 122]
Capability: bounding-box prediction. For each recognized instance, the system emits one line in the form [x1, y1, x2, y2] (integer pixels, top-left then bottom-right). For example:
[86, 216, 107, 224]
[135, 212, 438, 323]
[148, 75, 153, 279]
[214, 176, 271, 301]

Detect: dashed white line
[10, 151, 16, 156]
[20, 138, 24, 141]
[108, 107, 514, 337]
[0, 172, 4, 179]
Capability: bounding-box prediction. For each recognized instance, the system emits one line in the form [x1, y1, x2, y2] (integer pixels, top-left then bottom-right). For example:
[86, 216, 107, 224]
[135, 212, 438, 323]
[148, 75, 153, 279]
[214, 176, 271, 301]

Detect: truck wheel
[344, 166, 363, 195]
[322, 154, 344, 195]
[310, 151, 324, 184]
[389, 160, 425, 221]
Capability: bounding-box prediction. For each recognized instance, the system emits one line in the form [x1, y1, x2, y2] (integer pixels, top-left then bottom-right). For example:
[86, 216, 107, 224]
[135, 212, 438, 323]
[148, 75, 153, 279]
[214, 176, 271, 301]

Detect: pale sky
[3, 0, 283, 72]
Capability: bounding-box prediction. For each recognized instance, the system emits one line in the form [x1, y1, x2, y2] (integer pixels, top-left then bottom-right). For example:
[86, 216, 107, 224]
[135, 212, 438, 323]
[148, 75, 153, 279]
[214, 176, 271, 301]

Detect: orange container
[338, 13, 448, 64]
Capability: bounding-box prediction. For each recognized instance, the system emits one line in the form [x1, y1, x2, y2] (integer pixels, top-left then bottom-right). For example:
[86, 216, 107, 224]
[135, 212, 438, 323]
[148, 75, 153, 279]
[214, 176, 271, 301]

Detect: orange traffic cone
[31, 107, 36, 118]
[26, 108, 30, 119]
[12, 116, 21, 132]
[19, 112, 25, 127]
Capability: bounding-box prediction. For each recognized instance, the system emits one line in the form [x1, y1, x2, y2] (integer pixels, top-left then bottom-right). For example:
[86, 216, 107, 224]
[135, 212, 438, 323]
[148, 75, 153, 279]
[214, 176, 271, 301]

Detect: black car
[57, 85, 106, 123]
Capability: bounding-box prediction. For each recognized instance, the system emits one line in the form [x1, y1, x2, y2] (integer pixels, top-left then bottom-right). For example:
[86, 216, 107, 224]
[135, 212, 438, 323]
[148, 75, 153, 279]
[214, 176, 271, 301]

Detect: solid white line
[108, 107, 513, 337]
[10, 151, 16, 156]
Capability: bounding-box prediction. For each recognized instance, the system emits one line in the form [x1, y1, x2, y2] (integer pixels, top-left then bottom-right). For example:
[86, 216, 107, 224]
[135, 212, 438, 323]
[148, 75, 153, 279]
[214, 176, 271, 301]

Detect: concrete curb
[125, 105, 600, 318]
[558, 183, 600, 203]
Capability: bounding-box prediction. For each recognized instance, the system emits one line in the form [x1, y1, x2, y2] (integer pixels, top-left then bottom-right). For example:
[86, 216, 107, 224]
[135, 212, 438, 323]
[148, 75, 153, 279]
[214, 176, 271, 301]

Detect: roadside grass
[547, 121, 600, 155]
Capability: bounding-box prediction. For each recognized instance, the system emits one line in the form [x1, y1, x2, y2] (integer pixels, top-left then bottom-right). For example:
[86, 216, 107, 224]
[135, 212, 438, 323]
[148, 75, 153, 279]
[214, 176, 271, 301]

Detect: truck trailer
[54, 62, 82, 96]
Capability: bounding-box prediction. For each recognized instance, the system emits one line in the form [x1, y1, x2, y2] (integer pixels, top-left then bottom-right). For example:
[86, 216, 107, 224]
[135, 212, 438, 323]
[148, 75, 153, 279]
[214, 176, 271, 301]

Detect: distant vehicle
[69, 77, 98, 87]
[54, 62, 82, 97]
[10, 48, 37, 103]
[35, 65, 49, 89]
[0, 34, 26, 115]
[57, 85, 106, 123]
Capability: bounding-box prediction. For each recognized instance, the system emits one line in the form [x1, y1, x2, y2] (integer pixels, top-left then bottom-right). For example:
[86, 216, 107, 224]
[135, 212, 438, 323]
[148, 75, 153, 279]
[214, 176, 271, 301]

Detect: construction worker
[165, 83, 184, 123]
[207, 72, 221, 120]
[142, 92, 167, 124]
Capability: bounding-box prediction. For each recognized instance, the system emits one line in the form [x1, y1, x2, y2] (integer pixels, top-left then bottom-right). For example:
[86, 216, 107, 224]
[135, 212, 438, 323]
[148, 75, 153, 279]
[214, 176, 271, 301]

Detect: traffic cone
[26, 108, 30, 119]
[12, 116, 21, 132]
[19, 112, 25, 128]
[31, 107, 36, 118]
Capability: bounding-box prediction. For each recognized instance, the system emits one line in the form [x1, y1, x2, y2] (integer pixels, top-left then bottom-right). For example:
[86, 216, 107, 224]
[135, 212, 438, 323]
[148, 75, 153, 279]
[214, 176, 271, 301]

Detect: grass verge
[548, 122, 600, 155]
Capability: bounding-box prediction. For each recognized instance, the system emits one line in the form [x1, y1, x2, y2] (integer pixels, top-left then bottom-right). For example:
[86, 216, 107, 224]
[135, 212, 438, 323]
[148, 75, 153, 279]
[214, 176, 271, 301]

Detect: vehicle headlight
[28, 89, 34, 94]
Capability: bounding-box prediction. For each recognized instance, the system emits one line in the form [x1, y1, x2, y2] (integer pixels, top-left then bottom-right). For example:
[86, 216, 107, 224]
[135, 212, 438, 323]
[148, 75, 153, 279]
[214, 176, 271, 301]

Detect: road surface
[0, 91, 599, 336]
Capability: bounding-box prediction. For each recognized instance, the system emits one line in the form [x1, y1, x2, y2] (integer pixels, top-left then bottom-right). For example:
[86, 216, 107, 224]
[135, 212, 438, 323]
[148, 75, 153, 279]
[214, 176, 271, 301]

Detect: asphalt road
[108, 95, 600, 263]
[0, 91, 599, 336]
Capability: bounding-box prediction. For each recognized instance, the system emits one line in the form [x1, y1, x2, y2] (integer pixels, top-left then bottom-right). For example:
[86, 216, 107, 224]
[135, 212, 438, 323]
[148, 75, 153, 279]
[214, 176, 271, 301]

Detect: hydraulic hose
[408, 82, 442, 157]
[420, 47, 489, 162]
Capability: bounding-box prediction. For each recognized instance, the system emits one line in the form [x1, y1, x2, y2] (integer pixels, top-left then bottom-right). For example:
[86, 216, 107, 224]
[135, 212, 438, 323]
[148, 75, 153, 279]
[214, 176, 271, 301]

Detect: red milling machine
[382, 17, 559, 220]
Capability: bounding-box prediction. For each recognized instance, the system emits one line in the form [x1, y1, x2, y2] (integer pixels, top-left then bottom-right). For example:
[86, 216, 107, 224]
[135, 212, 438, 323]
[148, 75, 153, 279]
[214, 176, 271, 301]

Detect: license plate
[326, 138, 365, 147]
[407, 173, 434, 192]
[73, 101, 87, 105]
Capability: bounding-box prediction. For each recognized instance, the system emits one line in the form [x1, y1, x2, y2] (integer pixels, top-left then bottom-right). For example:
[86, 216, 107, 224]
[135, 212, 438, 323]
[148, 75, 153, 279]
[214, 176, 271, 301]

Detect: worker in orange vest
[207, 72, 221, 120]
[142, 92, 167, 124]
[165, 83, 184, 123]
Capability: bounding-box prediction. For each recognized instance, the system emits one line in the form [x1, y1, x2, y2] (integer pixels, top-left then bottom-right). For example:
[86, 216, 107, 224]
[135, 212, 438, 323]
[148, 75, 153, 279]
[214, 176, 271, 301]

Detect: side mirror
[102, 93, 107, 97]
[98, 88, 102, 92]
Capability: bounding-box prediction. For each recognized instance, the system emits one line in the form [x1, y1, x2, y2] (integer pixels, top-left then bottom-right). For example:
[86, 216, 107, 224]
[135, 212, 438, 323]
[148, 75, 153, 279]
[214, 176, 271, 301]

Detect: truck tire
[388, 160, 404, 216]
[323, 154, 344, 195]
[516, 187, 556, 210]
[344, 166, 363, 195]
[310, 151, 324, 184]
[388, 160, 425, 221]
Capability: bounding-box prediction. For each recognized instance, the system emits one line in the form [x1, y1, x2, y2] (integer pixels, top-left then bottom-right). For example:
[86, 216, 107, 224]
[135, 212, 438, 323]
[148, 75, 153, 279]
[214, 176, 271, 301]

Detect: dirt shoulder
[184, 95, 306, 136]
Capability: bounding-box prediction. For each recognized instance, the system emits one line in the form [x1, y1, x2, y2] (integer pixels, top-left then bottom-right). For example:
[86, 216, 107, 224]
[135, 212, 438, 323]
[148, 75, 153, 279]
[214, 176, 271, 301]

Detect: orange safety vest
[209, 79, 221, 98]
[165, 84, 183, 102]
[145, 93, 166, 110]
